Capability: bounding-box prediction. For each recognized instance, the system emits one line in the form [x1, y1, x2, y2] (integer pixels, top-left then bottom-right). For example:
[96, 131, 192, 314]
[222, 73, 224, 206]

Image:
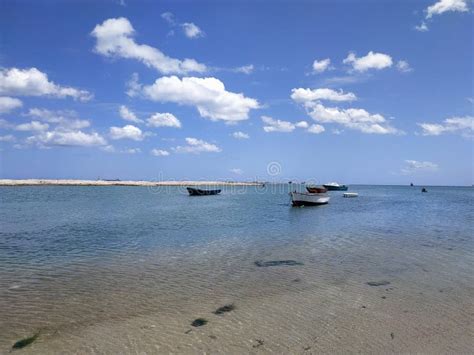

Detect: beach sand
[0, 179, 263, 186]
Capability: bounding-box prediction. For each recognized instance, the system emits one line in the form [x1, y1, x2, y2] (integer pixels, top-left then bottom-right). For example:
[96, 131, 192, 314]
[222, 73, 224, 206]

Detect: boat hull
[187, 187, 221, 196]
[323, 184, 348, 191]
[343, 192, 358, 198]
[306, 186, 328, 193]
[290, 192, 330, 206]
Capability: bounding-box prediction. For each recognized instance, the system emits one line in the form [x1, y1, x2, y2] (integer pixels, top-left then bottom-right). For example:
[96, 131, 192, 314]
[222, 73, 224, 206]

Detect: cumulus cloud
[262, 116, 297, 133]
[261, 116, 321, 134]
[307, 124, 325, 134]
[173, 137, 221, 154]
[119, 105, 143, 123]
[343, 51, 393, 72]
[291, 88, 357, 105]
[416, 0, 469, 31]
[0, 67, 92, 101]
[304, 103, 400, 134]
[141, 76, 260, 122]
[151, 148, 170, 156]
[415, 22, 429, 32]
[232, 131, 249, 139]
[91, 17, 206, 74]
[291, 87, 400, 134]
[426, 0, 469, 18]
[312, 58, 331, 73]
[182, 22, 204, 38]
[27, 130, 107, 147]
[418, 116, 473, 138]
[109, 124, 145, 141]
[25, 108, 91, 130]
[15, 121, 49, 132]
[0, 96, 22, 114]
[295, 121, 309, 129]
[147, 112, 181, 128]
[396, 60, 413, 73]
[0, 134, 16, 142]
[401, 160, 439, 175]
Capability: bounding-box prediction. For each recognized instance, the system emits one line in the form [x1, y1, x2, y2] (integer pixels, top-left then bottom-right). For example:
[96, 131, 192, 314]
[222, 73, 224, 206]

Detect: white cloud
[232, 131, 250, 139]
[396, 60, 413, 73]
[0, 134, 16, 142]
[304, 102, 400, 134]
[291, 88, 357, 105]
[262, 115, 296, 133]
[233, 64, 254, 74]
[426, 0, 469, 18]
[141, 76, 260, 122]
[307, 124, 325, 134]
[173, 137, 221, 154]
[230, 168, 243, 175]
[126, 73, 142, 97]
[91, 17, 206, 74]
[161, 12, 176, 25]
[261, 116, 322, 134]
[119, 105, 143, 123]
[151, 148, 170, 156]
[25, 108, 90, 130]
[0, 96, 22, 114]
[401, 160, 439, 175]
[15, 121, 49, 132]
[182, 22, 204, 39]
[123, 147, 141, 154]
[415, 22, 429, 32]
[27, 130, 107, 147]
[343, 51, 393, 72]
[109, 124, 144, 141]
[418, 116, 473, 138]
[312, 58, 331, 73]
[147, 112, 181, 128]
[295, 121, 309, 129]
[0, 67, 92, 101]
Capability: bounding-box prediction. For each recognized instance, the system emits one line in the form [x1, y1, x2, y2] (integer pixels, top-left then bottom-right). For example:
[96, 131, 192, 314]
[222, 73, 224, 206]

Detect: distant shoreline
[0, 179, 264, 187]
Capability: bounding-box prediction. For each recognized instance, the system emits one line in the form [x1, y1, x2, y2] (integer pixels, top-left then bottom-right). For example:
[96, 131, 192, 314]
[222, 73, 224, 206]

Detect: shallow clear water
[0, 185, 473, 353]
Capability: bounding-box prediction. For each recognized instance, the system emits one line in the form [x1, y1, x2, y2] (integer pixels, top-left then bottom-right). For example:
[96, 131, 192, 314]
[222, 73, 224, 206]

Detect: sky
[0, 0, 472, 185]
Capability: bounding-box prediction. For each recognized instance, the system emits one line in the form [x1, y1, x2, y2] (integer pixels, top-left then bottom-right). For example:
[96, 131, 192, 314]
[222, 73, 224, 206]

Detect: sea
[0, 185, 473, 353]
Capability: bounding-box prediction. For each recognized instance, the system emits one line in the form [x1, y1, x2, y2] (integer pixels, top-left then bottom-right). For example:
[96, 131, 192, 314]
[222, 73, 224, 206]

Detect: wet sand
[2, 240, 473, 354]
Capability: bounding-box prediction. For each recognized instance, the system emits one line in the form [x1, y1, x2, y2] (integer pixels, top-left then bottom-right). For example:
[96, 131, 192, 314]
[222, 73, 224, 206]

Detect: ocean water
[0, 185, 473, 353]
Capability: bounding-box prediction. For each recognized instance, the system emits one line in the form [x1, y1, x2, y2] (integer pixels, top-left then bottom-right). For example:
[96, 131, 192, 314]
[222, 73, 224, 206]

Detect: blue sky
[0, 0, 472, 185]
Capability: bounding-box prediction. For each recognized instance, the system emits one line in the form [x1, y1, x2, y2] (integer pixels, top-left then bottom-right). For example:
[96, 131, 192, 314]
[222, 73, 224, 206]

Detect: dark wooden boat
[187, 187, 221, 196]
[306, 186, 328, 194]
[421, 188, 427, 193]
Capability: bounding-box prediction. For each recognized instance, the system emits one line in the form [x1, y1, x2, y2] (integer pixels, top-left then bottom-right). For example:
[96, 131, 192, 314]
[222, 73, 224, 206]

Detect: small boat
[187, 187, 221, 196]
[410, 183, 414, 187]
[343, 192, 358, 198]
[290, 191, 330, 206]
[306, 185, 328, 193]
[421, 188, 427, 193]
[323, 182, 348, 191]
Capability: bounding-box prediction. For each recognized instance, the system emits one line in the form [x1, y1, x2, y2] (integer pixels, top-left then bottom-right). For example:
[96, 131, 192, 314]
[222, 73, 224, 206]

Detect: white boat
[343, 192, 358, 198]
[290, 191, 330, 206]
